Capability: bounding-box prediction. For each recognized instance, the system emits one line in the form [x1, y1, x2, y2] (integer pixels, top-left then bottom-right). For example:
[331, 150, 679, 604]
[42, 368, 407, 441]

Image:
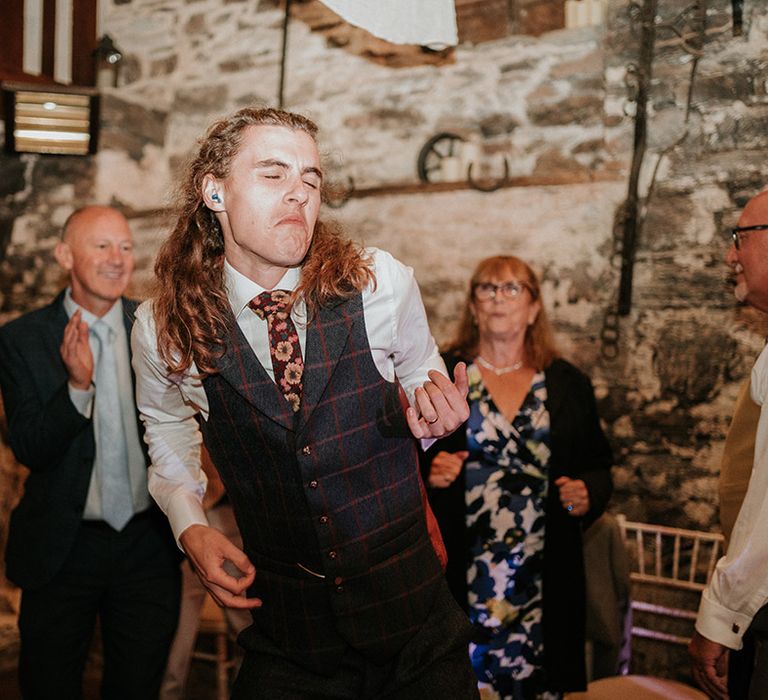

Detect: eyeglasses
[472, 281, 529, 302]
[732, 224, 768, 250]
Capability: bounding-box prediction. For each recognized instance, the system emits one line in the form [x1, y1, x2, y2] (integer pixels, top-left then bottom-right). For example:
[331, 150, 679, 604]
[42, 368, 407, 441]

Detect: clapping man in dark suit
[0, 206, 180, 699]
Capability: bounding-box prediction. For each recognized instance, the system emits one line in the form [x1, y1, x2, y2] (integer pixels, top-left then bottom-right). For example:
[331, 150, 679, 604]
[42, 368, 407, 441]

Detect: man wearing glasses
[690, 189, 768, 700]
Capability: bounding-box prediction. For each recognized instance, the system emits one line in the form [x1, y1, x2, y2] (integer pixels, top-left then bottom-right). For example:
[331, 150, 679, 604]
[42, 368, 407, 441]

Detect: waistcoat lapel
[214, 315, 295, 430]
[299, 297, 356, 423]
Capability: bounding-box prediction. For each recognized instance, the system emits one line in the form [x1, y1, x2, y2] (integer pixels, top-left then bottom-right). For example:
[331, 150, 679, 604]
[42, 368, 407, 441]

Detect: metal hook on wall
[467, 158, 510, 193]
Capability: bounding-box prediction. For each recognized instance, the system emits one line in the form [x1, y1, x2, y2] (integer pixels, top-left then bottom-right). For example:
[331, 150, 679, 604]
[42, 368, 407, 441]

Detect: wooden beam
[119, 169, 625, 220]
[346, 170, 623, 200]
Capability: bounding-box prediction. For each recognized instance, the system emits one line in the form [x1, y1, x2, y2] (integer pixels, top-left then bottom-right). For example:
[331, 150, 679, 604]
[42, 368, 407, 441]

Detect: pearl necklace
[476, 356, 524, 375]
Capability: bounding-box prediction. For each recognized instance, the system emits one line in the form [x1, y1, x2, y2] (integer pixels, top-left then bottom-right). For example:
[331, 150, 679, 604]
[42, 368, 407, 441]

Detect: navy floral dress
[465, 362, 556, 700]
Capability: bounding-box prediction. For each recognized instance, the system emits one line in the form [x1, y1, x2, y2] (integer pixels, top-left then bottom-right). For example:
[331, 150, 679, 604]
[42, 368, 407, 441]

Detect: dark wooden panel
[72, 0, 98, 85]
[0, 0, 25, 79]
[41, 0, 56, 78]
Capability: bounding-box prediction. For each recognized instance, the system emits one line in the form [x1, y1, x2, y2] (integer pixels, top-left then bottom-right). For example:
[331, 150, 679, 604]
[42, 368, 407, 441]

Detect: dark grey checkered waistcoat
[201, 293, 443, 673]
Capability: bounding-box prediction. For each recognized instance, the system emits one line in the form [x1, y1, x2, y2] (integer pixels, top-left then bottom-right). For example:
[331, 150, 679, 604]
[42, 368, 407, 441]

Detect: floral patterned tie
[249, 290, 304, 412]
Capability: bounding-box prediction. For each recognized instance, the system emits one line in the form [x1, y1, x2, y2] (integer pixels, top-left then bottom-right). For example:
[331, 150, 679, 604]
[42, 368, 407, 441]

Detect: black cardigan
[421, 356, 613, 693]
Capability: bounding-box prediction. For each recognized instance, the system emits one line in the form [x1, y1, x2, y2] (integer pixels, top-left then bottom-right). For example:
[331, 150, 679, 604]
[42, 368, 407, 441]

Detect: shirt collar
[224, 259, 301, 319]
[62, 288, 123, 336]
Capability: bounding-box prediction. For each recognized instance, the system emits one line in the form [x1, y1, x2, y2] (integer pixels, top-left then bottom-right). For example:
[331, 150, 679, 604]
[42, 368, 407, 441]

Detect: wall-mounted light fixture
[2, 82, 100, 156]
[93, 35, 124, 89]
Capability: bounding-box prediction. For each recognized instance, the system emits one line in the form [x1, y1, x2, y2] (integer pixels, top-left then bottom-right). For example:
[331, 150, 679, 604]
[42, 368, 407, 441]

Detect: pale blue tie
[92, 320, 133, 531]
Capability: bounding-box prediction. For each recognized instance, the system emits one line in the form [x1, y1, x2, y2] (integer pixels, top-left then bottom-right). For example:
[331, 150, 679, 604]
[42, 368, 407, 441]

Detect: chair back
[616, 515, 724, 645]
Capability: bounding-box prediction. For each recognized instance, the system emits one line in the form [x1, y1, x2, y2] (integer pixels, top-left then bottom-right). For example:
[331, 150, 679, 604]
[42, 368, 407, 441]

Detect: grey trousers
[231, 582, 479, 700]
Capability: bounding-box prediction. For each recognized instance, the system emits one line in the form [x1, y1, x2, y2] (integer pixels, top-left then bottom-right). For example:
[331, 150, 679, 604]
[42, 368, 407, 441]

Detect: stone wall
[0, 0, 767, 621]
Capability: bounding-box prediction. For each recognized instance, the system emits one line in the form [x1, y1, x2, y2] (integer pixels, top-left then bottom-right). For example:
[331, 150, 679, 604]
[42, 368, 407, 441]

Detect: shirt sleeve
[695, 344, 768, 649]
[366, 248, 447, 404]
[131, 301, 208, 545]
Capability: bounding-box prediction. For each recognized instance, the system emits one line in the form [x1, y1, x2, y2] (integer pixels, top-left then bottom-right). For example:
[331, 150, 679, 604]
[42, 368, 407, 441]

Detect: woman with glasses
[421, 255, 613, 700]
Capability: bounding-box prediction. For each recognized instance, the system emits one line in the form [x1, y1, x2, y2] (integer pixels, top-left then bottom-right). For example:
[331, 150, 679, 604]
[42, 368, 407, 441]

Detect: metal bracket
[466, 158, 510, 193]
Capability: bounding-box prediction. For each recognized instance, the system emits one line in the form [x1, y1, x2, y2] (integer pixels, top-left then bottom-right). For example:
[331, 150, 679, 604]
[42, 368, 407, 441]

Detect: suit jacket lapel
[121, 297, 137, 338]
[46, 293, 72, 385]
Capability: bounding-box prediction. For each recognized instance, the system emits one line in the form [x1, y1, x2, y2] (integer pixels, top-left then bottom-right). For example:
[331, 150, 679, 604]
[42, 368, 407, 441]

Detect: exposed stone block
[653, 319, 738, 405]
[478, 114, 520, 137]
[99, 96, 168, 159]
[528, 94, 604, 126]
[172, 85, 228, 113]
[343, 108, 425, 131]
[692, 69, 758, 104]
[119, 55, 142, 86]
[150, 55, 178, 77]
[219, 54, 258, 73]
[549, 49, 603, 80]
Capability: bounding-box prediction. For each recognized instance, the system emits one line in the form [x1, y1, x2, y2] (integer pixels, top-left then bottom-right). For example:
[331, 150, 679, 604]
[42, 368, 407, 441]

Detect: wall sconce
[93, 35, 124, 89]
[2, 82, 100, 156]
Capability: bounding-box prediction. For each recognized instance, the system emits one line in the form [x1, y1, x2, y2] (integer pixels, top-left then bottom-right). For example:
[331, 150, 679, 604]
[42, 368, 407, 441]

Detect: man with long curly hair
[131, 107, 478, 698]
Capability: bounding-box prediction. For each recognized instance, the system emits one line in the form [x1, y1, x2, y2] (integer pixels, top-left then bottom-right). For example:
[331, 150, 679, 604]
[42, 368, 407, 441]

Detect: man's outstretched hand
[407, 362, 469, 439]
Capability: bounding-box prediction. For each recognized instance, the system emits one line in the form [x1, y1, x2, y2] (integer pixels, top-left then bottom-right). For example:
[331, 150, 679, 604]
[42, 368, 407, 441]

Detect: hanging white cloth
[317, 0, 458, 48]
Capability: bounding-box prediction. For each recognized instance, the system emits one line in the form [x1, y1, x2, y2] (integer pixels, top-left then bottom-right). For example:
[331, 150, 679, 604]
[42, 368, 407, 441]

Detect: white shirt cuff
[68, 382, 94, 418]
[695, 588, 753, 650]
[167, 495, 209, 550]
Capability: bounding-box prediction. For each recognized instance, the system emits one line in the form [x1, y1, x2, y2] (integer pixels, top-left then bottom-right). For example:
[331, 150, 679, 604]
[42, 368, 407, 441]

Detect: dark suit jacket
[420, 356, 613, 692]
[0, 292, 149, 589]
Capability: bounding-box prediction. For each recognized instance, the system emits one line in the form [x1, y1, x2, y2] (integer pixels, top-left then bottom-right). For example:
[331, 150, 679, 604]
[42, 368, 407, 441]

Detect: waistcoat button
[309, 480, 318, 489]
[328, 550, 337, 559]
[319, 515, 329, 524]
[302, 445, 311, 455]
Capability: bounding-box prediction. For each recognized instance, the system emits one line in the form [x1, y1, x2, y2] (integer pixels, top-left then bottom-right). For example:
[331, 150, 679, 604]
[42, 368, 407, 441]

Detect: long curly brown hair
[444, 255, 559, 371]
[153, 107, 374, 376]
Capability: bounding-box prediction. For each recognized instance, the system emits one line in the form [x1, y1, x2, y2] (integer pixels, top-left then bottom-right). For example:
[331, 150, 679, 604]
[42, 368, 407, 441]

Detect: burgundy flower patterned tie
[249, 290, 304, 412]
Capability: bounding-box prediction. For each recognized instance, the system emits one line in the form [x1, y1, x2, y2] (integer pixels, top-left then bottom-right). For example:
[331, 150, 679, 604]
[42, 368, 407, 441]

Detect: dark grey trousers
[231, 582, 479, 700]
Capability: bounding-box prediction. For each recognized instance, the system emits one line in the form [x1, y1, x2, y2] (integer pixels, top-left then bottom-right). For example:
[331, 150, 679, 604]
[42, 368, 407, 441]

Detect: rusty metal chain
[600, 0, 708, 359]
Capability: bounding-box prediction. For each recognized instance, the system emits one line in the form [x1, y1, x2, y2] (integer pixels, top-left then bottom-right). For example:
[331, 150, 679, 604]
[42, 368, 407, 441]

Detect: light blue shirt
[64, 289, 150, 520]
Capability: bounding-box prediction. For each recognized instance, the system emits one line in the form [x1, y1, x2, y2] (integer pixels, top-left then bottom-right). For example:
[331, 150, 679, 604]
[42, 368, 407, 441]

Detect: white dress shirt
[696, 342, 768, 649]
[131, 248, 445, 542]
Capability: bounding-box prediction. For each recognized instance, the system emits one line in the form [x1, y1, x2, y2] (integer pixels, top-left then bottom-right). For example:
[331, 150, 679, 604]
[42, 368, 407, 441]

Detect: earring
[211, 193, 220, 202]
